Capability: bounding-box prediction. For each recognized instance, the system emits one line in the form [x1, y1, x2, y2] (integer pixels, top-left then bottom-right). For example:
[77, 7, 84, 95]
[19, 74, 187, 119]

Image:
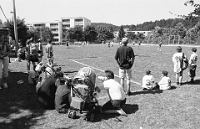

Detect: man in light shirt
[188, 48, 198, 83]
[99, 70, 127, 115]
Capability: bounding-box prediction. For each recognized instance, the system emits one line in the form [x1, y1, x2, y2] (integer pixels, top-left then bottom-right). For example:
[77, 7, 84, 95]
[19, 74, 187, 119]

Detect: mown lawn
[0, 43, 200, 129]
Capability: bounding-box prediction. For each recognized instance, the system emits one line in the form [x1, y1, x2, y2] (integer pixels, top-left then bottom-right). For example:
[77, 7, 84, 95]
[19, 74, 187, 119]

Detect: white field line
[141, 43, 200, 47]
[70, 59, 141, 86]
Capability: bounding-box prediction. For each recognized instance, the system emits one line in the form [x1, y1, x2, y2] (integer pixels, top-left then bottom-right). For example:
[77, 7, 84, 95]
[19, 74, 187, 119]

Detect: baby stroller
[68, 67, 100, 121]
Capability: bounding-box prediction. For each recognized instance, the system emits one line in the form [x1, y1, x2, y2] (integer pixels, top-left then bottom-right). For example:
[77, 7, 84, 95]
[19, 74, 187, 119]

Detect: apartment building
[28, 17, 91, 44]
[61, 17, 91, 31]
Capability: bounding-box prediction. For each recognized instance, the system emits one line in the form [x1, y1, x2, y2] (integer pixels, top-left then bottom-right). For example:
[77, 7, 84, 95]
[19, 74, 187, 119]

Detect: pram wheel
[68, 110, 77, 119]
[84, 113, 95, 122]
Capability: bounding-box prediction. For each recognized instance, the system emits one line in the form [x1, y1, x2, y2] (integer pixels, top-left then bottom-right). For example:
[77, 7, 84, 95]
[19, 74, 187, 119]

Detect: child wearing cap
[188, 48, 198, 83]
[142, 70, 156, 90]
[172, 46, 188, 86]
[158, 71, 171, 90]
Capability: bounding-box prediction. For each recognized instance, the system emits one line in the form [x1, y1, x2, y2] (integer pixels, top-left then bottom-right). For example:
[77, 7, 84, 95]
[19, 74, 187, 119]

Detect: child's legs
[179, 71, 183, 83]
[176, 71, 183, 84]
[176, 73, 180, 83]
[189, 65, 197, 79]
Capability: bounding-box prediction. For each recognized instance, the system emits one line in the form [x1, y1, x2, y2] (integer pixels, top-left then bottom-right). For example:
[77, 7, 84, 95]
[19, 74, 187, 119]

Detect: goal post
[168, 35, 180, 44]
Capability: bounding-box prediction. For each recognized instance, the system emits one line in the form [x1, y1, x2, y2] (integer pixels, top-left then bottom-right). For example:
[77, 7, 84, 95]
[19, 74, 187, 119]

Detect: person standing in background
[115, 37, 135, 95]
[37, 38, 43, 63]
[0, 31, 11, 89]
[45, 39, 54, 66]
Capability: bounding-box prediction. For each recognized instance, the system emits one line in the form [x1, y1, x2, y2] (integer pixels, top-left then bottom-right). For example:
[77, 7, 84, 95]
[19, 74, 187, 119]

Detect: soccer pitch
[2, 43, 200, 129]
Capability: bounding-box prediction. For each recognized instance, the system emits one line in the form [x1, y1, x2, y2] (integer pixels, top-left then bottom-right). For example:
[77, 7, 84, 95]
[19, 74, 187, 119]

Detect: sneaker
[117, 109, 127, 116]
[3, 83, 8, 88]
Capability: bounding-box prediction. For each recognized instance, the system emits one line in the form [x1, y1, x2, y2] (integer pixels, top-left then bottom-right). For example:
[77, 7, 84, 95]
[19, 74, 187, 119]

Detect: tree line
[0, 0, 199, 45]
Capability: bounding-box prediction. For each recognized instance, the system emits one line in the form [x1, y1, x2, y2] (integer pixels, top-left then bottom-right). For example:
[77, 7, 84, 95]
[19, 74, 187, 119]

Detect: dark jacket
[115, 45, 135, 69]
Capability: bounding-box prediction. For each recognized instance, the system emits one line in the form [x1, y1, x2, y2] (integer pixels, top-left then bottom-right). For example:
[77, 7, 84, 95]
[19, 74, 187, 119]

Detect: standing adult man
[115, 37, 135, 95]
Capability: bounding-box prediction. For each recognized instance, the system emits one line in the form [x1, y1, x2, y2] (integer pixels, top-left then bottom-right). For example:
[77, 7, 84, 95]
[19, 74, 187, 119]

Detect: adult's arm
[115, 49, 120, 66]
[130, 48, 135, 64]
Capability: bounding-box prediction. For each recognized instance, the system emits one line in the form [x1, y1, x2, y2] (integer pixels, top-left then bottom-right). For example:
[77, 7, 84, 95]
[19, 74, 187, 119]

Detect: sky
[0, 0, 195, 26]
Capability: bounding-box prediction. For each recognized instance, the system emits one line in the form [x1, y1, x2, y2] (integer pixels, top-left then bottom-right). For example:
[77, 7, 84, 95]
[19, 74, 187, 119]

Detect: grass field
[0, 43, 200, 129]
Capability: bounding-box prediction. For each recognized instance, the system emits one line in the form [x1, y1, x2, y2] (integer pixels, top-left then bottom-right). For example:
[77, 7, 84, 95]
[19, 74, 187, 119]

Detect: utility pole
[13, 0, 18, 52]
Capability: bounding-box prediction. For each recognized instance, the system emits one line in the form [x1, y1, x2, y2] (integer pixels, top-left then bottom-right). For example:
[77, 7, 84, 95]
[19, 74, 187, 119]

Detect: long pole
[13, 0, 18, 52]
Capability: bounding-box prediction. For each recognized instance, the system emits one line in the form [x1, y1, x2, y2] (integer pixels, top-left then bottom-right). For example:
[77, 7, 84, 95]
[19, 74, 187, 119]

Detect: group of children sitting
[142, 70, 171, 91]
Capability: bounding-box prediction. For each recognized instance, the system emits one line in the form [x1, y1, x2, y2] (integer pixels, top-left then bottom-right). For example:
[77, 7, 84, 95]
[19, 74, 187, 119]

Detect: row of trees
[0, 18, 53, 47]
[0, 0, 199, 45]
[144, 22, 200, 45]
[63, 25, 114, 43]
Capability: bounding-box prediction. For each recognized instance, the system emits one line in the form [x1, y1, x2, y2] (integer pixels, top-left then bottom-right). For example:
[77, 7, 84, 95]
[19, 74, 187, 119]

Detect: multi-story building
[27, 17, 91, 44]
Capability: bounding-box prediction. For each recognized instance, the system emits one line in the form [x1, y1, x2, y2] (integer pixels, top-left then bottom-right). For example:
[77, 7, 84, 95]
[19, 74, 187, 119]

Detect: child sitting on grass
[142, 70, 156, 90]
[158, 71, 171, 90]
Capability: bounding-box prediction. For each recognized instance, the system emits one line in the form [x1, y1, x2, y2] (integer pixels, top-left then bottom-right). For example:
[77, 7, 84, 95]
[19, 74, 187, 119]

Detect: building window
[63, 24, 70, 28]
[53, 34, 58, 36]
[62, 19, 70, 22]
[53, 39, 59, 42]
[75, 19, 83, 22]
[51, 29, 58, 31]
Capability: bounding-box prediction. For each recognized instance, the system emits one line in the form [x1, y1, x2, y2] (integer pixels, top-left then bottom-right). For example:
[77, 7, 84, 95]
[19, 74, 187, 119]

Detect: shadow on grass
[185, 79, 200, 85]
[130, 90, 163, 96]
[0, 71, 46, 129]
[130, 85, 177, 96]
[93, 104, 138, 122]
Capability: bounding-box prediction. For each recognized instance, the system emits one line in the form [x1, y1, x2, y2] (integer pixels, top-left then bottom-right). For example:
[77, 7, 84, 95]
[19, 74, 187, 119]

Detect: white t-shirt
[142, 75, 155, 89]
[172, 52, 186, 73]
[103, 79, 126, 100]
[158, 76, 171, 90]
[189, 52, 198, 66]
